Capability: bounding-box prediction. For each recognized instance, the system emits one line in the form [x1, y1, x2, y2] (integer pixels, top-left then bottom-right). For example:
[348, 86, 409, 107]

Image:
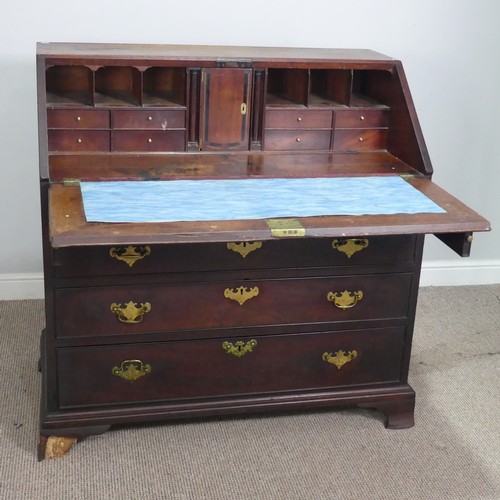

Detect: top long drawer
[52, 236, 416, 278]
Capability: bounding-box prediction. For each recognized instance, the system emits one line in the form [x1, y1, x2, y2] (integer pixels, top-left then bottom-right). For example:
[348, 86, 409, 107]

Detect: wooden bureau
[36, 43, 490, 459]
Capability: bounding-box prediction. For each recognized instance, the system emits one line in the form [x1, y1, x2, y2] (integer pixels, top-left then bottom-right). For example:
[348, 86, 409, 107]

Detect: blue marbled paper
[80, 176, 445, 223]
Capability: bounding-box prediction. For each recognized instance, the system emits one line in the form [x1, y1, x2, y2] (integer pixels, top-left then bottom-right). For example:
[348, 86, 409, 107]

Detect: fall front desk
[37, 43, 489, 459]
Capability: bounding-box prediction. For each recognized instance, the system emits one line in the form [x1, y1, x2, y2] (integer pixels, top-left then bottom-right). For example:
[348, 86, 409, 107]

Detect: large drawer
[56, 327, 405, 408]
[264, 130, 331, 150]
[52, 236, 417, 278]
[111, 109, 186, 129]
[111, 130, 186, 152]
[54, 273, 412, 338]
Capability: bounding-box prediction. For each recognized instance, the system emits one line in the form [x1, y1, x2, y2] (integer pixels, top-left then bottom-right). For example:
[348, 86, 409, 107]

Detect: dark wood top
[48, 153, 490, 248]
[37, 43, 394, 64]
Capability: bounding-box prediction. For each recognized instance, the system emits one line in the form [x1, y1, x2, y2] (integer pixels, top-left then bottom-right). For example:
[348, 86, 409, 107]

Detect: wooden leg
[39, 435, 77, 460]
[359, 397, 415, 429]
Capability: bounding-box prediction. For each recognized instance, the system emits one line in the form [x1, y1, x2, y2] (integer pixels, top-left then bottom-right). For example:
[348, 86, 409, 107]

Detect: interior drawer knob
[77, 138, 82, 143]
[109, 245, 151, 267]
[332, 238, 369, 258]
[226, 241, 262, 258]
[322, 350, 358, 369]
[327, 290, 364, 310]
[76, 116, 81, 121]
[224, 286, 259, 306]
[112, 359, 151, 382]
[222, 339, 257, 357]
[297, 117, 302, 122]
[110, 301, 151, 323]
[296, 137, 301, 142]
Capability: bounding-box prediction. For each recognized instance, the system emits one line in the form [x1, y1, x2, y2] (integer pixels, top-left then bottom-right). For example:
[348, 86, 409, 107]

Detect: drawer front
[54, 273, 412, 338]
[111, 109, 186, 129]
[112, 130, 186, 152]
[266, 109, 333, 129]
[57, 327, 405, 408]
[53, 236, 416, 278]
[264, 130, 331, 151]
[333, 129, 387, 152]
[47, 109, 110, 129]
[48, 130, 110, 152]
[335, 110, 389, 129]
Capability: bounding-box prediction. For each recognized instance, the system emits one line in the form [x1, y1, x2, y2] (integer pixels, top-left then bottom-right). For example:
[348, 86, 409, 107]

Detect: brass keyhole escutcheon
[240, 102, 247, 115]
[109, 245, 151, 267]
[222, 339, 257, 357]
[332, 238, 369, 258]
[226, 241, 263, 258]
[224, 286, 259, 306]
[322, 350, 358, 369]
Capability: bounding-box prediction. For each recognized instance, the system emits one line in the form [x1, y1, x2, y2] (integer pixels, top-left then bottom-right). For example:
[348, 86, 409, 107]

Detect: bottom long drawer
[57, 327, 405, 409]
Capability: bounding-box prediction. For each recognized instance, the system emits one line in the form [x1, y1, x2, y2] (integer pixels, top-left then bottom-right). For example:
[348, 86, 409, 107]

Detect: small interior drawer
[111, 130, 186, 152]
[47, 109, 110, 129]
[333, 129, 387, 152]
[111, 109, 186, 129]
[265, 109, 333, 129]
[335, 109, 389, 129]
[264, 129, 331, 151]
[48, 130, 110, 152]
[56, 326, 405, 408]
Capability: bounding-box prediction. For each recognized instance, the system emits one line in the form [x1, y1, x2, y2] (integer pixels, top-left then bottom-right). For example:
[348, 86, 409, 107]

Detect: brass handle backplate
[332, 238, 369, 258]
[327, 290, 363, 310]
[224, 286, 259, 306]
[109, 245, 151, 267]
[226, 241, 263, 258]
[322, 350, 358, 369]
[222, 339, 257, 357]
[110, 301, 151, 323]
[112, 359, 151, 382]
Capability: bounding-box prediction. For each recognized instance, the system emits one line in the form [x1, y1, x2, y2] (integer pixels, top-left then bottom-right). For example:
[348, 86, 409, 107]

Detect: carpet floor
[0, 285, 499, 500]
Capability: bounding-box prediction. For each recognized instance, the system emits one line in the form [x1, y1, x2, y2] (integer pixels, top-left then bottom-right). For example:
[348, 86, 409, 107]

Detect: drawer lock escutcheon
[222, 339, 257, 357]
[112, 360, 151, 382]
[322, 350, 358, 369]
[110, 301, 151, 323]
[332, 239, 369, 258]
[109, 245, 151, 267]
[226, 241, 263, 258]
[224, 286, 259, 306]
[327, 290, 364, 310]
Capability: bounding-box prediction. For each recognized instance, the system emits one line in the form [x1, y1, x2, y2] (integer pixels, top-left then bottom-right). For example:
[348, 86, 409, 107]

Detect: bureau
[36, 43, 490, 459]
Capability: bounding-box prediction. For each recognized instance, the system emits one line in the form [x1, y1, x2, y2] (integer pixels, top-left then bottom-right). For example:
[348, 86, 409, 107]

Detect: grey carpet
[0, 285, 499, 500]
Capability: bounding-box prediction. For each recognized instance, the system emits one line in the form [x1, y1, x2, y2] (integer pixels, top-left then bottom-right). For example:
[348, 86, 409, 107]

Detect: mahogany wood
[36, 43, 490, 459]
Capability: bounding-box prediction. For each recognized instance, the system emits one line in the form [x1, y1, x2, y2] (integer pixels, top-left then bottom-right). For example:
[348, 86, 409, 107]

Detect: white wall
[1, 0, 499, 299]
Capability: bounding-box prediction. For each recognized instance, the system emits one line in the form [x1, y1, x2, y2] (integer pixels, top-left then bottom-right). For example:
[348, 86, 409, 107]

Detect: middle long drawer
[54, 273, 412, 338]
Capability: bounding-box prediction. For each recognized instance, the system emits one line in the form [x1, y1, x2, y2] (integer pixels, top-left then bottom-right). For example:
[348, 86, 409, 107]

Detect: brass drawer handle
[112, 359, 151, 382]
[110, 301, 151, 323]
[226, 241, 263, 258]
[109, 245, 151, 267]
[327, 290, 363, 310]
[332, 238, 369, 258]
[222, 339, 257, 357]
[322, 350, 358, 369]
[224, 286, 259, 306]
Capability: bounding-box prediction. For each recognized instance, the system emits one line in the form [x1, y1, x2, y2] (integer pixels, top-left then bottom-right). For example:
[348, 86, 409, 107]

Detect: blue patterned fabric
[80, 176, 445, 223]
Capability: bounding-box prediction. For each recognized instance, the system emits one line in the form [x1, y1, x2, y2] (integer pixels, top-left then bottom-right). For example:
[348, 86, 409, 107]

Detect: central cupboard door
[200, 68, 252, 150]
